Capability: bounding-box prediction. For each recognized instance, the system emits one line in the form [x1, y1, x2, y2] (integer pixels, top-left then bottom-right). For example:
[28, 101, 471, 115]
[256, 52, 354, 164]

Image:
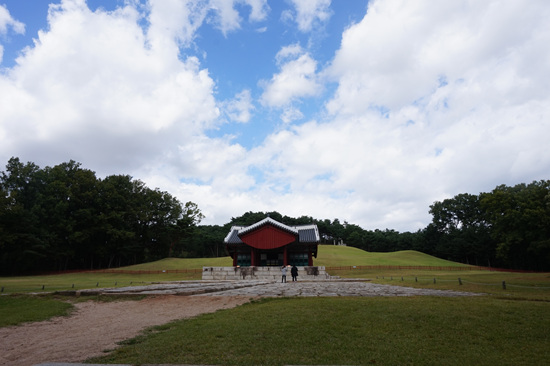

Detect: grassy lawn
[88, 296, 550, 366]
[0, 271, 192, 294]
[0, 294, 74, 327]
[328, 268, 550, 301]
[0, 257, 229, 294]
[1, 246, 549, 365]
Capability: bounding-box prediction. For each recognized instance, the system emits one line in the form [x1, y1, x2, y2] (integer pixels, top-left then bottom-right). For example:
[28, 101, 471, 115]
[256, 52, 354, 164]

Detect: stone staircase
[202, 266, 338, 281]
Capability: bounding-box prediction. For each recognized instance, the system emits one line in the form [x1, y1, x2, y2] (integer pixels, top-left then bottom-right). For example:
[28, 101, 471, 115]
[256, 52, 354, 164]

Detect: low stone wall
[202, 266, 331, 281]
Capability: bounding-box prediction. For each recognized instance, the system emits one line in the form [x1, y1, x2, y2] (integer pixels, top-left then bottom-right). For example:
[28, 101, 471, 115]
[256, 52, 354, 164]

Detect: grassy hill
[121, 245, 469, 271]
[121, 256, 232, 270]
[315, 245, 469, 267]
[0, 247, 479, 294]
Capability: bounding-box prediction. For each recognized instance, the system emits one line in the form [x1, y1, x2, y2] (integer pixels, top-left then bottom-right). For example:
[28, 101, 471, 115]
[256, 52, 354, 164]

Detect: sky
[1, 0, 549, 232]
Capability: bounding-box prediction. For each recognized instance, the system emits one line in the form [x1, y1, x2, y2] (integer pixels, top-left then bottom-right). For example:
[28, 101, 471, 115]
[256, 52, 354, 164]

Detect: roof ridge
[238, 217, 298, 236]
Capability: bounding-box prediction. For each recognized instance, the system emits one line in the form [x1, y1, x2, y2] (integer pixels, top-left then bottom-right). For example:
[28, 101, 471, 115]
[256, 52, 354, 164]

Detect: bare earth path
[0, 295, 250, 366]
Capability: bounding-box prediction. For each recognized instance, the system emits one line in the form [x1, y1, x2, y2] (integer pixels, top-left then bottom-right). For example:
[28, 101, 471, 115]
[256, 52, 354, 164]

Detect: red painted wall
[240, 225, 296, 250]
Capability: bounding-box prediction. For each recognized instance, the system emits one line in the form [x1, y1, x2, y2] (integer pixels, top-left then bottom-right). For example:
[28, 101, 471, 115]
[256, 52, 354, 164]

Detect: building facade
[224, 217, 320, 267]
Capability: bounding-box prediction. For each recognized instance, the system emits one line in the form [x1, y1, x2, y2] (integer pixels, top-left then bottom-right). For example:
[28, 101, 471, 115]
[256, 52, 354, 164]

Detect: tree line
[1, 157, 548, 273]
[194, 181, 549, 271]
[0, 157, 203, 275]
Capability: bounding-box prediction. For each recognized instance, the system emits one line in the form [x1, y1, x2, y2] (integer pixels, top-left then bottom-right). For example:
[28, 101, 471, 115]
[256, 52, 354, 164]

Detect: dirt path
[0, 295, 251, 366]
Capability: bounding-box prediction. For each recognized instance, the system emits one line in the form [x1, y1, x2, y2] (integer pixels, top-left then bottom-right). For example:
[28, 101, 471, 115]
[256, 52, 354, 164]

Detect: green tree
[428, 193, 494, 265]
[0, 158, 45, 273]
[481, 181, 550, 270]
[0, 158, 205, 273]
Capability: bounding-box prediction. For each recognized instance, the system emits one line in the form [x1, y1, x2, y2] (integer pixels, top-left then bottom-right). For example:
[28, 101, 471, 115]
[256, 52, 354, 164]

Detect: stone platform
[201, 266, 334, 281]
[74, 279, 480, 298]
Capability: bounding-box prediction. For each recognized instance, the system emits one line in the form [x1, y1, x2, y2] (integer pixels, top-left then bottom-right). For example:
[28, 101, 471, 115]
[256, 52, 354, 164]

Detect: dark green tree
[0, 158, 203, 274]
[481, 181, 550, 270]
[0, 158, 45, 273]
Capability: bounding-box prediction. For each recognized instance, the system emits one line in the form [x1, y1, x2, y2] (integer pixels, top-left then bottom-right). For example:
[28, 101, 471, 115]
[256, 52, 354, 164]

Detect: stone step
[202, 266, 330, 281]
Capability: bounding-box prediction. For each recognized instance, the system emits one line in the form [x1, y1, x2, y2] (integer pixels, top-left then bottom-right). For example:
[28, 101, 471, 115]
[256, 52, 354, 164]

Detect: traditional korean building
[224, 217, 320, 267]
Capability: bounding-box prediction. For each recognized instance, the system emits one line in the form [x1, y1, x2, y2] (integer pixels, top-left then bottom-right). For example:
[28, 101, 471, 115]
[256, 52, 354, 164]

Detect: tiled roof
[223, 217, 320, 244]
[296, 224, 320, 243]
[223, 226, 245, 244]
[238, 217, 298, 236]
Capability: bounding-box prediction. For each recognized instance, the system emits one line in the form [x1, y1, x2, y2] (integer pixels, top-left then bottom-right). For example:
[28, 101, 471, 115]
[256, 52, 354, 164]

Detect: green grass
[1, 246, 548, 300]
[0, 247, 476, 294]
[316, 245, 467, 267]
[0, 257, 231, 294]
[0, 272, 182, 294]
[2, 246, 550, 365]
[0, 294, 74, 327]
[88, 296, 550, 366]
[328, 268, 550, 301]
[122, 256, 232, 270]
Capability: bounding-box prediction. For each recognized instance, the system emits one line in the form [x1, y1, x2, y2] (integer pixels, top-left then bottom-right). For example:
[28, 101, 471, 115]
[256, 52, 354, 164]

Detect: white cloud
[280, 106, 303, 124]
[0, 4, 25, 63]
[327, 0, 550, 114]
[297, 0, 549, 229]
[222, 89, 254, 123]
[1, 0, 549, 232]
[0, 0, 222, 176]
[283, 0, 331, 32]
[206, 0, 269, 35]
[208, 0, 242, 35]
[244, 0, 550, 231]
[0, 4, 24, 35]
[244, 0, 269, 22]
[147, 0, 268, 50]
[275, 43, 302, 63]
[260, 44, 321, 107]
[147, 0, 209, 53]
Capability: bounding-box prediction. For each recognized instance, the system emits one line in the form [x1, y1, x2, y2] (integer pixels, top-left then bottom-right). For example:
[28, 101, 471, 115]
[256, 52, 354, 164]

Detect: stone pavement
[77, 279, 480, 297]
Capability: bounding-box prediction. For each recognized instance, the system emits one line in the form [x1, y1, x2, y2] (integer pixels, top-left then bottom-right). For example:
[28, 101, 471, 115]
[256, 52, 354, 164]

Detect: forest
[1, 157, 549, 274]
[0, 157, 203, 275]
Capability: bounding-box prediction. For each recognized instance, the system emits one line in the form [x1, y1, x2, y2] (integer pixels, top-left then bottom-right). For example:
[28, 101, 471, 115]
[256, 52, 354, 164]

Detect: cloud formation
[0, 4, 25, 63]
[1, 0, 222, 175]
[282, 0, 332, 32]
[1, 0, 549, 232]
[260, 44, 321, 108]
[253, 0, 550, 229]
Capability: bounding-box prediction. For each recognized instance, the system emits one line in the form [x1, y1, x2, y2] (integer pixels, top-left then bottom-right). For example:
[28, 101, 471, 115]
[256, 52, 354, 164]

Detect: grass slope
[315, 245, 467, 267]
[122, 256, 232, 270]
[120, 246, 467, 271]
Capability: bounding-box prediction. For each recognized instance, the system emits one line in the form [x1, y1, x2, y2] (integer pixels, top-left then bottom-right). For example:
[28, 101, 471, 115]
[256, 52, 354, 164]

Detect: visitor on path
[281, 265, 287, 283]
[291, 265, 298, 282]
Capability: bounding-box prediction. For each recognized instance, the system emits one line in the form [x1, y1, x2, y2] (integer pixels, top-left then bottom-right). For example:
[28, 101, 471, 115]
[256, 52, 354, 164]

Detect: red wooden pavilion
[224, 217, 320, 267]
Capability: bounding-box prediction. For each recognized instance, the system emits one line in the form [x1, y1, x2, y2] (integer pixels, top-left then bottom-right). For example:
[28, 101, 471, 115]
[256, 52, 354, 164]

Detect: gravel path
[0, 295, 250, 366]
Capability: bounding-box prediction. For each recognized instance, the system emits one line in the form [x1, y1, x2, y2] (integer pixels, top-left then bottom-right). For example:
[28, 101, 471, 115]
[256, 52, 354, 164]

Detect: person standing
[281, 265, 287, 283]
[291, 265, 298, 282]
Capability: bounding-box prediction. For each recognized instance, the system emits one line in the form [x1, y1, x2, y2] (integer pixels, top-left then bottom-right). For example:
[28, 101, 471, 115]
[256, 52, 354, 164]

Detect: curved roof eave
[237, 217, 299, 236]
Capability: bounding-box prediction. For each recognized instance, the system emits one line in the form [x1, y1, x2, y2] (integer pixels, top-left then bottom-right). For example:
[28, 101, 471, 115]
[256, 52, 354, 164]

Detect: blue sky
[1, 0, 549, 231]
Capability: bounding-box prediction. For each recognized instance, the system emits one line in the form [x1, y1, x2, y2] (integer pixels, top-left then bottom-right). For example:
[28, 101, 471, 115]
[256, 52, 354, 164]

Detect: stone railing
[202, 266, 332, 281]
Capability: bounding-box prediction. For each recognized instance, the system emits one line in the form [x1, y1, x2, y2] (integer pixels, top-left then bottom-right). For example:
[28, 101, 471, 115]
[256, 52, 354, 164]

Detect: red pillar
[250, 247, 256, 266]
[308, 250, 313, 266]
[283, 246, 288, 266]
[233, 253, 237, 266]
